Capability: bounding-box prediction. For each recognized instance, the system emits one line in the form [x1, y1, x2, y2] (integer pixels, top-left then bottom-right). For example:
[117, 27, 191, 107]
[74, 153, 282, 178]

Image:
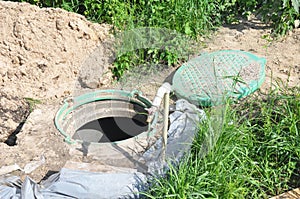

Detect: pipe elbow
[152, 82, 172, 107]
[146, 82, 172, 122]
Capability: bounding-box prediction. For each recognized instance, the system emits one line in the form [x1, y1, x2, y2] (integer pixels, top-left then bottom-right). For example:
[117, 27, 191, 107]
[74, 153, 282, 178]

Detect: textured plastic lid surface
[172, 50, 266, 106]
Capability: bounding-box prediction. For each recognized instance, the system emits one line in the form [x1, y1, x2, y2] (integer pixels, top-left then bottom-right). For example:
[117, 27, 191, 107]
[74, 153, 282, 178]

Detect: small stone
[19, 66, 27, 76]
[6, 118, 18, 130]
[69, 20, 78, 30]
[18, 56, 26, 65]
[11, 56, 19, 65]
[0, 61, 8, 76]
[295, 20, 300, 29]
[56, 19, 64, 31]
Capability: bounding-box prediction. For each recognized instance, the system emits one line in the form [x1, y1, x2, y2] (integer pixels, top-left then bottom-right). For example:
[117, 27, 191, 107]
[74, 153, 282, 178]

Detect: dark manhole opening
[72, 115, 149, 143]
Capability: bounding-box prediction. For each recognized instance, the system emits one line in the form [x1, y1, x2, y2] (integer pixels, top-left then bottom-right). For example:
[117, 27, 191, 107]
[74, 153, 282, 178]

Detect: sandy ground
[205, 17, 299, 90]
[0, 1, 299, 190]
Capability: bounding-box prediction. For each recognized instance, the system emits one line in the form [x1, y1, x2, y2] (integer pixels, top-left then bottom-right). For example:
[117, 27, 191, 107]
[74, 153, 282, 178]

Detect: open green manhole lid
[172, 50, 266, 106]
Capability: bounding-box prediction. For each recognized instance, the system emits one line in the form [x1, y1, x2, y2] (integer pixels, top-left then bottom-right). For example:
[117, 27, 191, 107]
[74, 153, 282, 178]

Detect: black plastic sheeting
[0, 99, 206, 198]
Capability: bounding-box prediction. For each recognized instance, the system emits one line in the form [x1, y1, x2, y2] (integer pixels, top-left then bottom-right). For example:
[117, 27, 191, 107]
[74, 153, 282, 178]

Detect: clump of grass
[143, 84, 300, 198]
[24, 97, 42, 112]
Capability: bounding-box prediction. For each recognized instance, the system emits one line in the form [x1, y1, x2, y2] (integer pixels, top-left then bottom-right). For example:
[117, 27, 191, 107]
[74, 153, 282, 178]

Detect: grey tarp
[141, 99, 206, 174]
[0, 99, 205, 198]
[0, 168, 146, 199]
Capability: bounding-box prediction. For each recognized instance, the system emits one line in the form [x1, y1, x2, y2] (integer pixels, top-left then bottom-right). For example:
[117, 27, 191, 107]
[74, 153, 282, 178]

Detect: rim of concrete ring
[55, 89, 158, 145]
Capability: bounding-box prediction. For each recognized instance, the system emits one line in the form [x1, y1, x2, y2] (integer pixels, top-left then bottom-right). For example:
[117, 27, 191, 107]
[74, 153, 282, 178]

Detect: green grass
[24, 97, 42, 112]
[143, 84, 300, 198]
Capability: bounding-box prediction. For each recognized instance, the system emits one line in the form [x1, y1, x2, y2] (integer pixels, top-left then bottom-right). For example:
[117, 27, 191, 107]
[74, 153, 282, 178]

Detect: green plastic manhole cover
[172, 50, 266, 106]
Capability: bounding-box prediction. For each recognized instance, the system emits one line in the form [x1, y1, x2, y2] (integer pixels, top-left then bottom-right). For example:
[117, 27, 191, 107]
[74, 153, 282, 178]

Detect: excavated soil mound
[0, 1, 114, 180]
[0, 1, 113, 140]
[0, 1, 112, 100]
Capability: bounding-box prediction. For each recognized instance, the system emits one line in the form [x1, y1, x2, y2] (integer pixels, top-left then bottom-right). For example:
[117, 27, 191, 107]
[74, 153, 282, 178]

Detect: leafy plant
[218, 0, 299, 35]
[113, 26, 200, 79]
[218, 0, 259, 23]
[258, 0, 300, 35]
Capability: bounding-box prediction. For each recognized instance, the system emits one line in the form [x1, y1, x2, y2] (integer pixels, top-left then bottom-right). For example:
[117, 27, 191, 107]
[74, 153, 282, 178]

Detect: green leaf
[291, 0, 299, 13]
[184, 22, 192, 35]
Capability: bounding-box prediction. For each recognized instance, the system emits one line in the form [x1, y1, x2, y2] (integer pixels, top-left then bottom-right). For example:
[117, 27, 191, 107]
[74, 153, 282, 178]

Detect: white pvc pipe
[162, 92, 170, 162]
[152, 82, 171, 107]
[147, 82, 172, 123]
[146, 82, 172, 162]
